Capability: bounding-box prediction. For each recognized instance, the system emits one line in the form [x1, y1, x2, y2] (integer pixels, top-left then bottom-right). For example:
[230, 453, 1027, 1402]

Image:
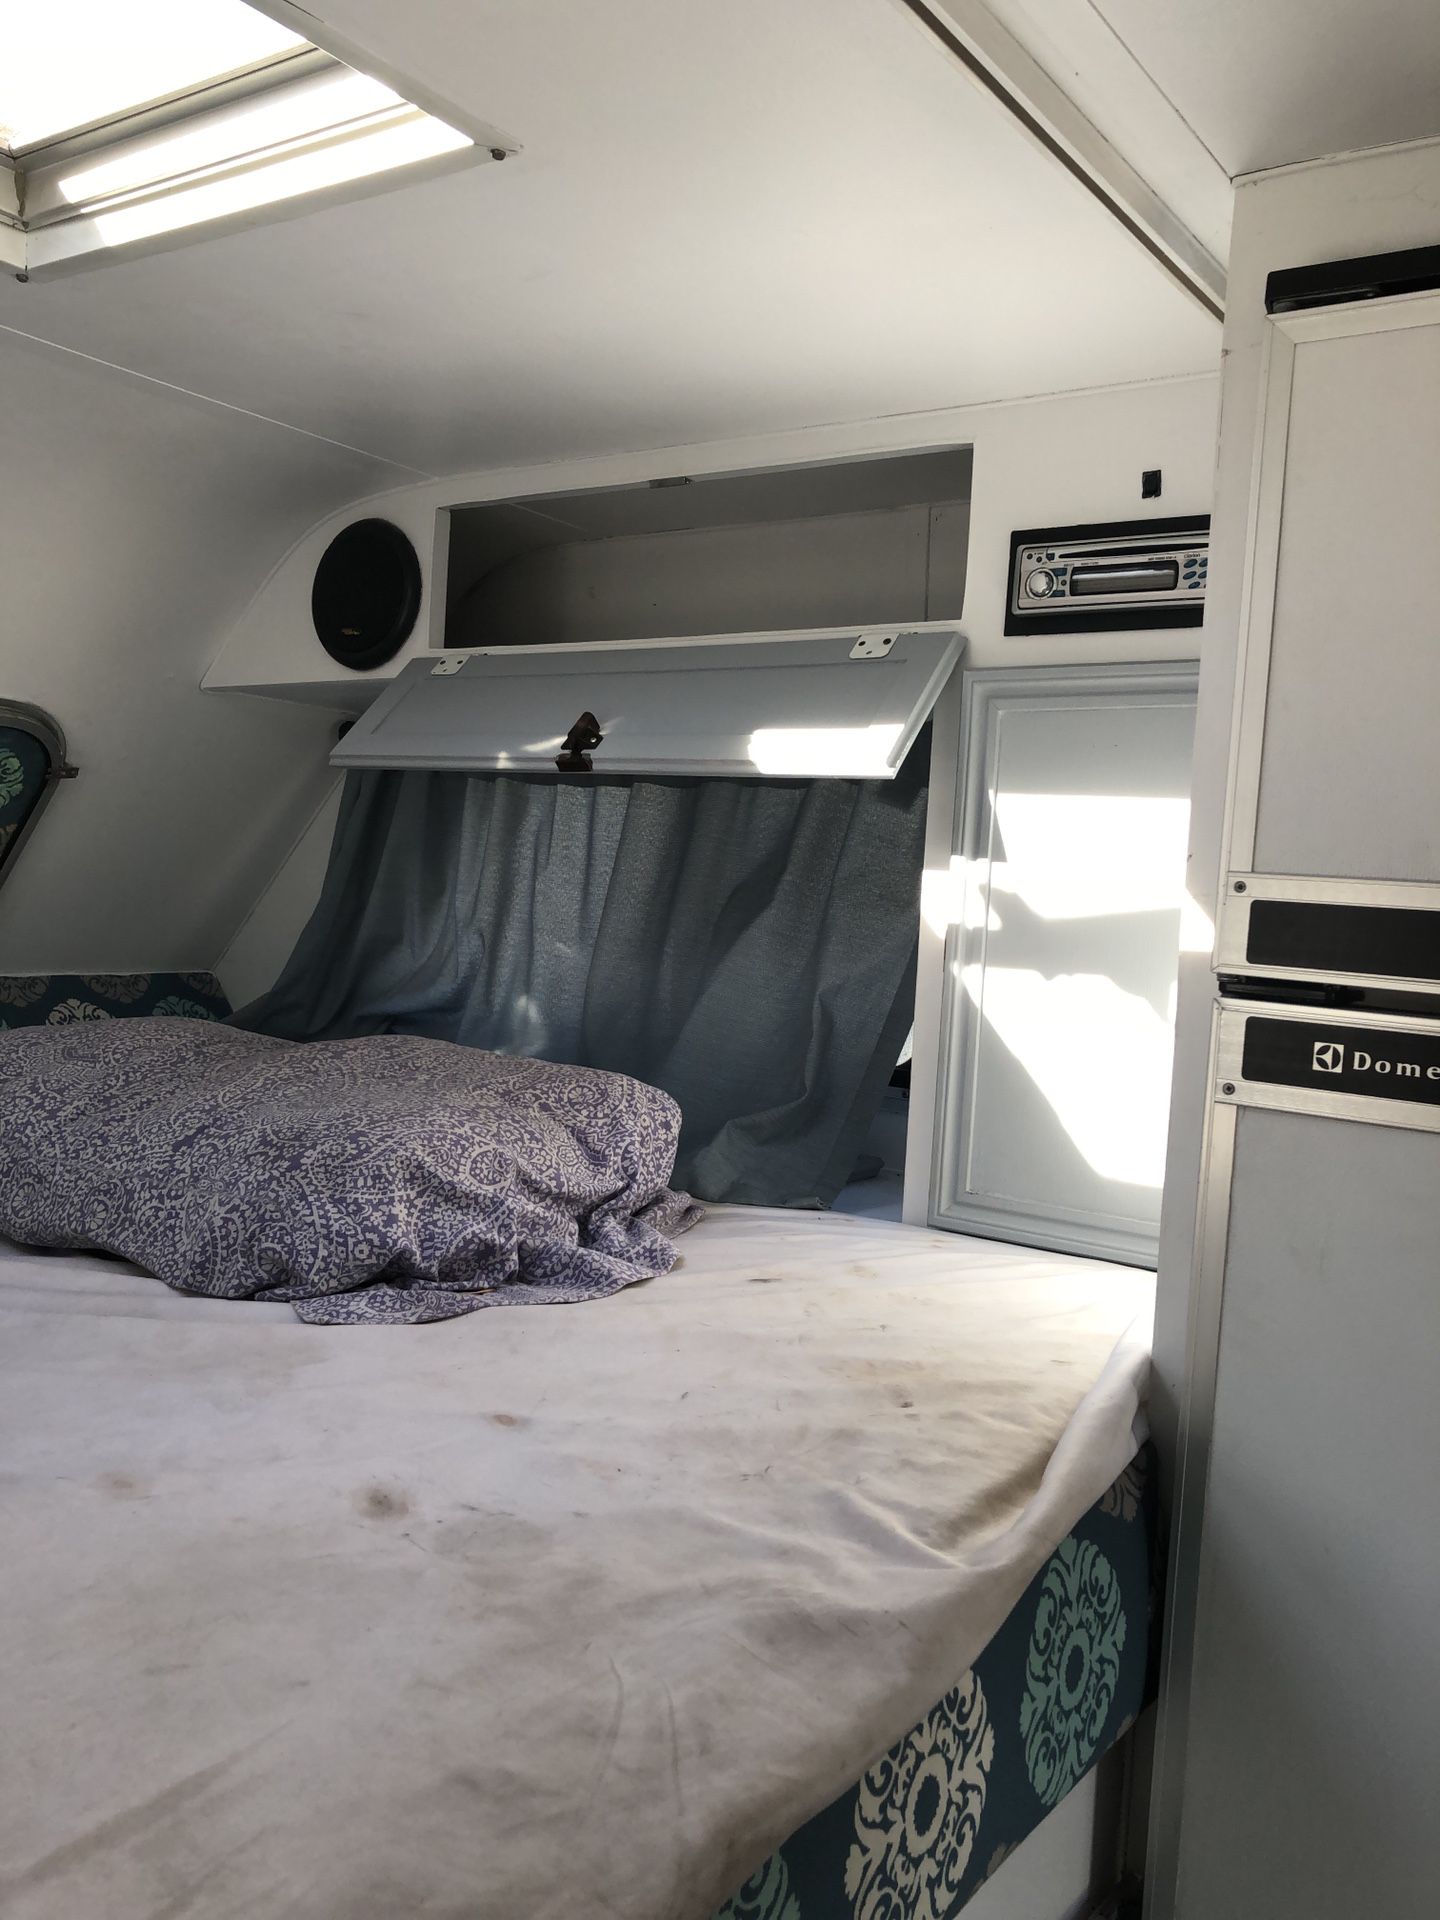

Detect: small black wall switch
[1141, 469, 1162, 499]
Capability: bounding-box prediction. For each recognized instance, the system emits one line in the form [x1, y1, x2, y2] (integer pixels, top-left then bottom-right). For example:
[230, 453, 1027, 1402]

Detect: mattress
[0, 1207, 1153, 1920]
[712, 1446, 1156, 1919]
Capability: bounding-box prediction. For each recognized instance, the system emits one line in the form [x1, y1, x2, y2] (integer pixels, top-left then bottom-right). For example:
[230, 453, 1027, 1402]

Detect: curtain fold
[235, 744, 928, 1207]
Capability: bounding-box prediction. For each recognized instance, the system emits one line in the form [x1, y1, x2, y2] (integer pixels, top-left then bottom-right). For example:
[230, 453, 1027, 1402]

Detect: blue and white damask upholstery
[714, 1450, 1155, 1920]
[0, 974, 232, 1028]
[3, 720, 218, 1023]
[0, 723, 53, 881]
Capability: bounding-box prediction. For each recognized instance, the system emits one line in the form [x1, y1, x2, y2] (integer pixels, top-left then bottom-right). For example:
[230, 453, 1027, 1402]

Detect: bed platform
[715, 1450, 1153, 1920]
[0, 1207, 1153, 1920]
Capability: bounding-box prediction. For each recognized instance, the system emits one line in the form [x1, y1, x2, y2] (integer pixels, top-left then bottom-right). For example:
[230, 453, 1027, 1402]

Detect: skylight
[0, 0, 506, 279]
[0, 0, 307, 152]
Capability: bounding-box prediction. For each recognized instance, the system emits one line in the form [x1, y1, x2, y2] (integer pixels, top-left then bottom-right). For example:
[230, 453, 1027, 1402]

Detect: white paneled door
[932, 663, 1198, 1265]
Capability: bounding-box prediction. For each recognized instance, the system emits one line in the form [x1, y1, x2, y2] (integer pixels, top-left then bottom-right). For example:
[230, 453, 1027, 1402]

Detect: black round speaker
[311, 518, 422, 670]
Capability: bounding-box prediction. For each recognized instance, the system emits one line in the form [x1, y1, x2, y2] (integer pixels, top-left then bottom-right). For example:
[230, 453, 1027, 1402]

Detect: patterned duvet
[0, 1018, 701, 1323]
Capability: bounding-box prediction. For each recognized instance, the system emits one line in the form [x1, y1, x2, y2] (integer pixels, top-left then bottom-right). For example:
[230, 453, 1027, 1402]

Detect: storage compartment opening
[441, 446, 972, 649]
[832, 1034, 914, 1223]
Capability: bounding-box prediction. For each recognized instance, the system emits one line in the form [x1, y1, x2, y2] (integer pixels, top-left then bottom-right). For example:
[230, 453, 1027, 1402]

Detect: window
[0, 702, 73, 891]
[0, 0, 504, 278]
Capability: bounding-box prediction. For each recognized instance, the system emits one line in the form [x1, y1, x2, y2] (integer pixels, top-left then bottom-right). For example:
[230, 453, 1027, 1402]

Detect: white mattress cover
[0, 1207, 1153, 1920]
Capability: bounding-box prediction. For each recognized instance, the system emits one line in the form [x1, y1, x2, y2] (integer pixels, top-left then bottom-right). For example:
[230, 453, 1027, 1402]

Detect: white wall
[1152, 136, 1440, 1473]
[216, 777, 343, 1010]
[0, 328, 401, 974]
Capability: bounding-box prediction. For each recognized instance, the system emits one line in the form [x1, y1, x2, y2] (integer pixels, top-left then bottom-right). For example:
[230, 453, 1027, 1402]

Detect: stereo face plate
[1006, 515, 1209, 635]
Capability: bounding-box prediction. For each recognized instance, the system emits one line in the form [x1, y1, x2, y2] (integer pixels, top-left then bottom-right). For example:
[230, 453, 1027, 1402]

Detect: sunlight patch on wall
[922, 855, 1004, 938]
[748, 722, 904, 778]
[962, 786, 1194, 1193]
[992, 792, 1191, 919]
[962, 962, 1175, 1188]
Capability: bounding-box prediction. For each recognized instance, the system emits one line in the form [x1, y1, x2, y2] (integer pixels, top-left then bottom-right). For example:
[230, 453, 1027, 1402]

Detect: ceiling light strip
[25, 119, 475, 270]
[28, 106, 425, 227]
[895, 0, 1225, 322]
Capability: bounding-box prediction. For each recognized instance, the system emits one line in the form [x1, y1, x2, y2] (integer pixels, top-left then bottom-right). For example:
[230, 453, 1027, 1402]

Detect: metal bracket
[430, 656, 465, 676]
[850, 633, 895, 659]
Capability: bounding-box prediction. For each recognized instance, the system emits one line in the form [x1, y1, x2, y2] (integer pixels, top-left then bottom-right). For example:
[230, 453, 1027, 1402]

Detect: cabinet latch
[555, 711, 604, 773]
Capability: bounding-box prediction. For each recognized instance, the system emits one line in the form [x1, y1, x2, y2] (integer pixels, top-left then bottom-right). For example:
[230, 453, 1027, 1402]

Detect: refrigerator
[1148, 249, 1440, 1917]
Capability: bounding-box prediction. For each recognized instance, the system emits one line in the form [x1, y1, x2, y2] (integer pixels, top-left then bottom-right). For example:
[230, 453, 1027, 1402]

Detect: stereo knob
[1026, 568, 1059, 599]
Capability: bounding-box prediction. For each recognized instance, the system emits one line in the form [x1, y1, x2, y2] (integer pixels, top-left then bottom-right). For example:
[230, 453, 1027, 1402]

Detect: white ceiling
[0, 0, 1220, 479]
[1087, 0, 1440, 178]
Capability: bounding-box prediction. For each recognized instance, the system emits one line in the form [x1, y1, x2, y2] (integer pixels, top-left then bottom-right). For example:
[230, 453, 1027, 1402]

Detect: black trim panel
[1266, 244, 1440, 315]
[1242, 1014, 1440, 1110]
[1247, 898, 1440, 986]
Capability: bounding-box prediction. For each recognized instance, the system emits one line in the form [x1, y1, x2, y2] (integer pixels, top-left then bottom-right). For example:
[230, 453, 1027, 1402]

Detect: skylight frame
[0, 4, 512, 281]
[5, 44, 336, 167]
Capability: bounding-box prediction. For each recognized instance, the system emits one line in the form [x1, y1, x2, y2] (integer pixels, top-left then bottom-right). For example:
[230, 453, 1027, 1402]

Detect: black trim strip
[1247, 897, 1440, 985]
[896, 0, 1225, 324]
[1266, 243, 1440, 315]
[1005, 601, 1203, 637]
[1012, 514, 1209, 548]
[1220, 975, 1440, 1019]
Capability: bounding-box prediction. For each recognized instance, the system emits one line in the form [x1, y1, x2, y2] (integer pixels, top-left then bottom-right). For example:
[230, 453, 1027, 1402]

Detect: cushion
[0, 1019, 700, 1324]
[0, 724, 52, 878]
[0, 972, 231, 1027]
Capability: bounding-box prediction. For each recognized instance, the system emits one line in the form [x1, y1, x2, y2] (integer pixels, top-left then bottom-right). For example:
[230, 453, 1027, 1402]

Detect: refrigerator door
[1173, 1077, 1440, 1917]
[1227, 291, 1440, 888]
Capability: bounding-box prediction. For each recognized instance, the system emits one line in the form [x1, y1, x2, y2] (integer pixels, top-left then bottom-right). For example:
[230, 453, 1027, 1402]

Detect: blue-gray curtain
[235, 746, 928, 1207]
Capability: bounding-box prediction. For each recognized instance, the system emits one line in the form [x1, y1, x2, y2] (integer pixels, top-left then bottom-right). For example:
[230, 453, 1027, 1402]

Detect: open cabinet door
[331, 624, 963, 779]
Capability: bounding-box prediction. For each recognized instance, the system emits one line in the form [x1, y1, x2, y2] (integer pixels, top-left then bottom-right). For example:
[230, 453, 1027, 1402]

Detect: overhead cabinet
[442, 448, 971, 649]
[203, 444, 971, 706]
[331, 625, 965, 780]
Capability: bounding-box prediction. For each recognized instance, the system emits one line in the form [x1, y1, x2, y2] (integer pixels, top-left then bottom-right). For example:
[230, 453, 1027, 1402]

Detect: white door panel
[932, 664, 1197, 1265]
[332, 625, 963, 780]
